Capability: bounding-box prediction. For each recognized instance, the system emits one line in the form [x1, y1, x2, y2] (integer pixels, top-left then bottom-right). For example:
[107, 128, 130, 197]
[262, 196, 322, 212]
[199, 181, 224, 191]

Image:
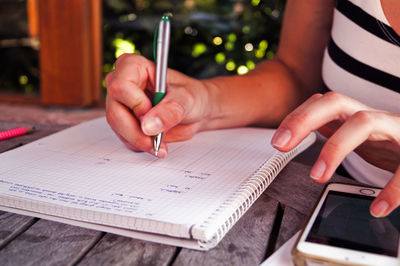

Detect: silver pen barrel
[153, 16, 170, 157]
[155, 18, 170, 94]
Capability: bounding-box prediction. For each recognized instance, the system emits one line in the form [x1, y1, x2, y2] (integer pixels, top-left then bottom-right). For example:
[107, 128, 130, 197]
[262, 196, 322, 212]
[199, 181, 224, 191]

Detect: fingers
[141, 81, 199, 136]
[106, 53, 208, 155]
[105, 54, 155, 155]
[317, 120, 343, 139]
[271, 92, 369, 152]
[310, 110, 400, 182]
[271, 91, 400, 186]
[163, 123, 201, 143]
[106, 54, 153, 119]
[370, 165, 400, 217]
[106, 95, 168, 158]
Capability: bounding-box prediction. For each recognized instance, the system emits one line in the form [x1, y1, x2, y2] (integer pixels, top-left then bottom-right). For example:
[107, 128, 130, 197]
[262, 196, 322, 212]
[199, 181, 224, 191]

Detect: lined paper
[0, 118, 279, 232]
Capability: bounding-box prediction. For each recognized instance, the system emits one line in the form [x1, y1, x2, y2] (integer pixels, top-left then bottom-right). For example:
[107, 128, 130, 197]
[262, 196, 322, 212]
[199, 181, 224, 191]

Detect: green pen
[153, 15, 171, 157]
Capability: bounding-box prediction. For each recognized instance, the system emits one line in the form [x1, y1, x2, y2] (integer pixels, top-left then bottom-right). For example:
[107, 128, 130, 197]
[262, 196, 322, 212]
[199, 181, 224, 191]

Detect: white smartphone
[292, 183, 400, 266]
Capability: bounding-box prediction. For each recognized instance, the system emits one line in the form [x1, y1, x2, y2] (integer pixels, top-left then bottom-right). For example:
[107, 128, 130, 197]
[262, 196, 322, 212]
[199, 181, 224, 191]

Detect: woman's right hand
[105, 54, 212, 158]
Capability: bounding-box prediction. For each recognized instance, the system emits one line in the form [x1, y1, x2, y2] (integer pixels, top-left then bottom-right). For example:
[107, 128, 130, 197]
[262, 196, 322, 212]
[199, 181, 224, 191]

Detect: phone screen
[306, 191, 400, 257]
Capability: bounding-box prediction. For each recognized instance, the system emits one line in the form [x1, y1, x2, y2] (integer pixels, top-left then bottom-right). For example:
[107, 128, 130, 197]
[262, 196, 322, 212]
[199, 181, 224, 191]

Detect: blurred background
[0, 0, 285, 107]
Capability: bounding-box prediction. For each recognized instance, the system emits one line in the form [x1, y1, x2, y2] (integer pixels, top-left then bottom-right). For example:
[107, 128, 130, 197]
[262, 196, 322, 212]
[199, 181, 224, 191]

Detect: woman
[105, 0, 400, 217]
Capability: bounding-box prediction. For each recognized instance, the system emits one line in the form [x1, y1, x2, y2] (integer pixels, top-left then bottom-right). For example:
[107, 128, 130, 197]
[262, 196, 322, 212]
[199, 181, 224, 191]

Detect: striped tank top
[322, 0, 400, 187]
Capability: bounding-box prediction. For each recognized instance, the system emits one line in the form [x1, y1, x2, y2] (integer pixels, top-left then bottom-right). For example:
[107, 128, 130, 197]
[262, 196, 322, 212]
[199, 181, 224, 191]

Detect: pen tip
[153, 133, 163, 158]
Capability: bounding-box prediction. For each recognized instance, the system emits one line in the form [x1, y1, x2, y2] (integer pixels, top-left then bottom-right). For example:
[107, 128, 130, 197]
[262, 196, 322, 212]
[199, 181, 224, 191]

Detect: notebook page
[0, 118, 278, 234]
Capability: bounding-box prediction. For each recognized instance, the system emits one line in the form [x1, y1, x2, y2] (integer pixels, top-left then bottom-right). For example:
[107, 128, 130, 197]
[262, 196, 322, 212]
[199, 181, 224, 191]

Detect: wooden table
[0, 120, 356, 266]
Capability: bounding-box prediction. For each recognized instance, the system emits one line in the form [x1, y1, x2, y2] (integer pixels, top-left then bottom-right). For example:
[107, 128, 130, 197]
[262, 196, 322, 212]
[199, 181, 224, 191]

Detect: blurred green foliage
[0, 0, 38, 95]
[0, 0, 285, 96]
[103, 0, 285, 82]
[0, 46, 38, 95]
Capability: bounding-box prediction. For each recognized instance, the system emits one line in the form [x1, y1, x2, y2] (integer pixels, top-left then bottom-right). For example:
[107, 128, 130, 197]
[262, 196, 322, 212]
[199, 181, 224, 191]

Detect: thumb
[370, 165, 400, 217]
[141, 90, 189, 136]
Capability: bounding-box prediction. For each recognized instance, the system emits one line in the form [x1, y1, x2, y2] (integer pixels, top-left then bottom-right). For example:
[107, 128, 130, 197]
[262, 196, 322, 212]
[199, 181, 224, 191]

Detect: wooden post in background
[38, 0, 102, 106]
[27, 0, 39, 37]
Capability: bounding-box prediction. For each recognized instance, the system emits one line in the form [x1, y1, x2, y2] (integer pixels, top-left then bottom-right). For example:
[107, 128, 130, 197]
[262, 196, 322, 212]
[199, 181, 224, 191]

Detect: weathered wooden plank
[292, 135, 324, 166]
[79, 233, 177, 266]
[0, 212, 37, 249]
[68, 231, 105, 265]
[173, 194, 279, 266]
[265, 161, 358, 216]
[274, 206, 307, 251]
[0, 219, 100, 266]
[0, 104, 105, 126]
[0, 121, 67, 153]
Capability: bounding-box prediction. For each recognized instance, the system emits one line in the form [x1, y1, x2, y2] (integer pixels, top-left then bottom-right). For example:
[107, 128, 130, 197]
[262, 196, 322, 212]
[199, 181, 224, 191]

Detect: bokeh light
[225, 42, 234, 51]
[245, 43, 254, 51]
[213, 36, 223, 46]
[192, 43, 207, 57]
[237, 65, 249, 75]
[259, 40, 268, 50]
[226, 60, 236, 71]
[19, 75, 28, 85]
[113, 38, 136, 58]
[228, 33, 237, 42]
[215, 52, 226, 64]
[242, 25, 251, 34]
[246, 60, 256, 70]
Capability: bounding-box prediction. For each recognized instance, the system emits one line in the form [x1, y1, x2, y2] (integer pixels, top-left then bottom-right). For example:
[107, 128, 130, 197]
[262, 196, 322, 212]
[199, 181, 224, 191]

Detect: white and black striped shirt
[322, 0, 400, 187]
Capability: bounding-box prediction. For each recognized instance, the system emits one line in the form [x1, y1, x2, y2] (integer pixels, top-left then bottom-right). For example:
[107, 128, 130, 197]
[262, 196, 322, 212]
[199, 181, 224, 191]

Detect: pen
[153, 15, 171, 157]
[0, 126, 35, 141]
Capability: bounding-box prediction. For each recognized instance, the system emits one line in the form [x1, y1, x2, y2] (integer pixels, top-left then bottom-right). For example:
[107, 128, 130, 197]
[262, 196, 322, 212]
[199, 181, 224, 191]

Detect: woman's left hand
[271, 92, 400, 217]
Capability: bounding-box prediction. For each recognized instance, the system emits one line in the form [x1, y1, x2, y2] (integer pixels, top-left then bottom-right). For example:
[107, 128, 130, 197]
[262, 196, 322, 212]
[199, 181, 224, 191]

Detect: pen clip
[153, 22, 159, 62]
[153, 14, 172, 62]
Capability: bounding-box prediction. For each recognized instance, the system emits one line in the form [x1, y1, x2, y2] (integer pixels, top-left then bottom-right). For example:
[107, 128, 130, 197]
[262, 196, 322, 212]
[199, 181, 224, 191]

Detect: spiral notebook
[0, 117, 315, 250]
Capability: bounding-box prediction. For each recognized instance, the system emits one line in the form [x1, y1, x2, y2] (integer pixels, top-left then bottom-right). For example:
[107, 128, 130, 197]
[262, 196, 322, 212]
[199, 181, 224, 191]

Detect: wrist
[200, 78, 224, 130]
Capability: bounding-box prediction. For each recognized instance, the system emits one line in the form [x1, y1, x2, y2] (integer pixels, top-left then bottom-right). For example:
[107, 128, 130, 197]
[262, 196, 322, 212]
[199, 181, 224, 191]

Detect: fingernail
[142, 117, 163, 135]
[150, 146, 167, 158]
[371, 200, 389, 217]
[272, 129, 291, 148]
[158, 147, 167, 158]
[310, 160, 326, 180]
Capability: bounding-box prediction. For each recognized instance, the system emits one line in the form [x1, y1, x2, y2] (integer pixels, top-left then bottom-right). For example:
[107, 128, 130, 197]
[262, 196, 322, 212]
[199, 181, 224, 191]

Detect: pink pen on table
[0, 127, 35, 141]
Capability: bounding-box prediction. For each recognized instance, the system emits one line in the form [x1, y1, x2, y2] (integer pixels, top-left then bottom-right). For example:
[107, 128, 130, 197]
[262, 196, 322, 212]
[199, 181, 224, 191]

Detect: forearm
[202, 58, 313, 130]
[199, 0, 334, 131]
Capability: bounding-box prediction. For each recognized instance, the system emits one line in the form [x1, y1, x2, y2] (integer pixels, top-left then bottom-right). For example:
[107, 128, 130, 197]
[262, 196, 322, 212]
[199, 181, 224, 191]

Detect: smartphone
[292, 183, 400, 266]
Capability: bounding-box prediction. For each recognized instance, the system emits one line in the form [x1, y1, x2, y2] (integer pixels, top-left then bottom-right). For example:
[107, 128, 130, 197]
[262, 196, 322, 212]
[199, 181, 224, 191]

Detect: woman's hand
[105, 54, 211, 158]
[271, 92, 400, 217]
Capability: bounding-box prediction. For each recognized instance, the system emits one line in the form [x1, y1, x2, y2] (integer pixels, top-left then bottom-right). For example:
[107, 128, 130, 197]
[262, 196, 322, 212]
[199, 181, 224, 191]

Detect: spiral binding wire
[197, 144, 304, 249]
